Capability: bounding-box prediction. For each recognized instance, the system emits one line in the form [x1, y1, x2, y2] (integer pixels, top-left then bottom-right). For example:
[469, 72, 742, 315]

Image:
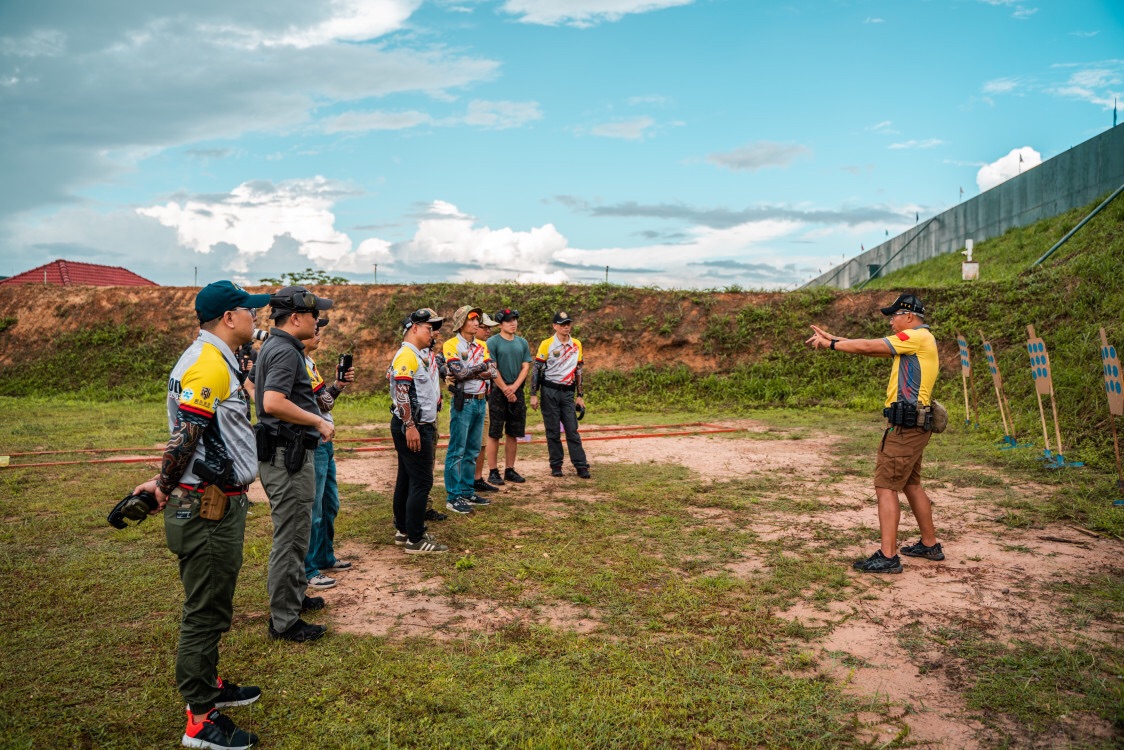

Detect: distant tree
[259, 268, 350, 286]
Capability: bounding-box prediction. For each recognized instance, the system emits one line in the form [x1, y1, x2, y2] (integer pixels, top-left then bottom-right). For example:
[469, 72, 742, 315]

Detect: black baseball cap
[269, 285, 334, 319]
[495, 308, 519, 323]
[195, 280, 271, 322]
[552, 311, 574, 324]
[880, 294, 925, 317]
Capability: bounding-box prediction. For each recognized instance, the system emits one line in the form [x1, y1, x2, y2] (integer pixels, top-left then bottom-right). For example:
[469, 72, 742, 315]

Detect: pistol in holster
[192, 458, 234, 521]
[882, 400, 921, 428]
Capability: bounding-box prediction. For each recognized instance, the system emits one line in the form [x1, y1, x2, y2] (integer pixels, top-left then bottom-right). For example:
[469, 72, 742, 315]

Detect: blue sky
[1, 0, 1120, 288]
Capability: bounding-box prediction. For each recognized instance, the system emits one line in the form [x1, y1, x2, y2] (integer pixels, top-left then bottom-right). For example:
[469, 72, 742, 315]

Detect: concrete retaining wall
[806, 125, 1124, 289]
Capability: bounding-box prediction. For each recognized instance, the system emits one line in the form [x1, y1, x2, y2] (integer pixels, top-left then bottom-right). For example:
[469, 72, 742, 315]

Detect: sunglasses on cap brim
[496, 309, 519, 322]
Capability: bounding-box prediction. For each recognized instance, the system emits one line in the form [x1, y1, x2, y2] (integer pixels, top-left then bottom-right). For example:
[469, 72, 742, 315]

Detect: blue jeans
[444, 398, 485, 502]
[304, 441, 339, 578]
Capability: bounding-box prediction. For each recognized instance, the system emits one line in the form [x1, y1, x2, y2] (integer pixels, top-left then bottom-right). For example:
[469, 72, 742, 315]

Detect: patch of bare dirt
[765, 473, 1122, 748]
[588, 424, 839, 481]
[319, 543, 600, 639]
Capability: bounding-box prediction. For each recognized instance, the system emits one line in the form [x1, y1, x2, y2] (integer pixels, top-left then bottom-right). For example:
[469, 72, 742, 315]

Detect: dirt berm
[0, 283, 960, 399]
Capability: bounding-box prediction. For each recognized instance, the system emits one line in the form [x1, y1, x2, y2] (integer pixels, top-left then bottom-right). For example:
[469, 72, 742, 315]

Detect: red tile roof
[0, 260, 157, 287]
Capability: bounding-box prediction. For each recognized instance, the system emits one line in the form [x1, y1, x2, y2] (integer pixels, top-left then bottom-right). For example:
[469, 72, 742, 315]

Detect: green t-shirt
[486, 334, 532, 385]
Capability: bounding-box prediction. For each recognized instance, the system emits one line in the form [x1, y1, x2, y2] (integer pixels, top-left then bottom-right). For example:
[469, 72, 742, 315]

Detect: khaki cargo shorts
[874, 425, 932, 490]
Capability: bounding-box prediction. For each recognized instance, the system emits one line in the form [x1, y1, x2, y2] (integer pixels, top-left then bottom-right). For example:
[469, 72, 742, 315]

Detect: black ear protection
[403, 309, 432, 331]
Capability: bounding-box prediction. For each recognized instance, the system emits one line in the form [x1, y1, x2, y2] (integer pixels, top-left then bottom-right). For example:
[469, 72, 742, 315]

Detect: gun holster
[883, 401, 920, 428]
[453, 382, 466, 412]
[255, 423, 276, 462]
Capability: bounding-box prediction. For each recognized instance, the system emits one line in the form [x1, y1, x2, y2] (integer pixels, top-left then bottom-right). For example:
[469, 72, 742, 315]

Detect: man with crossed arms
[530, 311, 590, 479]
[442, 306, 500, 514]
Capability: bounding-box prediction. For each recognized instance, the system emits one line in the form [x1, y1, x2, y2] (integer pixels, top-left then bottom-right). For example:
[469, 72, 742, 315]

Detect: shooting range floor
[245, 419, 1122, 749]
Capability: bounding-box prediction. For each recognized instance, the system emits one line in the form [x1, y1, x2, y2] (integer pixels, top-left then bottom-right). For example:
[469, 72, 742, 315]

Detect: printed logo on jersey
[896, 332, 911, 341]
[201, 387, 211, 400]
[180, 388, 195, 403]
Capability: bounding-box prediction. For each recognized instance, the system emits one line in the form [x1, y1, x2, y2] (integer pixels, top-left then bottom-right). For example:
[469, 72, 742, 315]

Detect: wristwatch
[830, 339, 838, 350]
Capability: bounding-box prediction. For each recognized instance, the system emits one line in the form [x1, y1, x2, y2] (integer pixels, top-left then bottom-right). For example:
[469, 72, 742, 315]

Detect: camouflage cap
[450, 305, 483, 332]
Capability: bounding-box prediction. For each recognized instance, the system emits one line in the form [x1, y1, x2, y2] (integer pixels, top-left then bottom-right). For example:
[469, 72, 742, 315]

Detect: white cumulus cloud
[404, 201, 569, 272]
[136, 177, 390, 274]
[976, 147, 1041, 192]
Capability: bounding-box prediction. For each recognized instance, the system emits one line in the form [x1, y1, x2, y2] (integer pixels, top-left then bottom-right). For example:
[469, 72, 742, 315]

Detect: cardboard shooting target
[956, 334, 971, 376]
[981, 338, 1003, 389]
[1100, 328, 1123, 416]
[1026, 326, 1054, 396]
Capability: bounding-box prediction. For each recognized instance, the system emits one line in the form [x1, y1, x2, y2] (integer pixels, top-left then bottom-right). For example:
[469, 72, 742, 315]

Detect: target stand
[1026, 325, 1082, 469]
[956, 332, 980, 428]
[979, 330, 1031, 450]
[1097, 328, 1124, 505]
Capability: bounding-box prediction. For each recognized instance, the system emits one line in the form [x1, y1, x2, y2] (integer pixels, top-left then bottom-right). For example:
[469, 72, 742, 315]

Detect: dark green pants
[164, 491, 249, 711]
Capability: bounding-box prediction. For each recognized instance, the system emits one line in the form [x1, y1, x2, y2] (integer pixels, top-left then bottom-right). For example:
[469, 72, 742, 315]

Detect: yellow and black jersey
[166, 330, 257, 487]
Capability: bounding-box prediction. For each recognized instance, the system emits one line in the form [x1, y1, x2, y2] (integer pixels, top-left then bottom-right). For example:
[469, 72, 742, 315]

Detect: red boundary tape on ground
[0, 422, 742, 468]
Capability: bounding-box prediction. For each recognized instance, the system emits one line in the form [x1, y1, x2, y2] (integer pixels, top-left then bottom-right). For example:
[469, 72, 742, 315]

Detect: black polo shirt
[254, 328, 321, 441]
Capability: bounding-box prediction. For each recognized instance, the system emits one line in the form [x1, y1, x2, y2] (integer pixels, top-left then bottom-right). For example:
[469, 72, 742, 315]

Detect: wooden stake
[1111, 413, 1123, 485]
[993, 381, 1011, 435]
[1048, 392, 1064, 457]
[960, 368, 971, 423]
[1035, 390, 1052, 453]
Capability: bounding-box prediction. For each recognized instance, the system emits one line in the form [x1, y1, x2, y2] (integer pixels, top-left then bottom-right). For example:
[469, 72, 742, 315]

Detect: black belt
[541, 381, 575, 392]
[466, 393, 487, 400]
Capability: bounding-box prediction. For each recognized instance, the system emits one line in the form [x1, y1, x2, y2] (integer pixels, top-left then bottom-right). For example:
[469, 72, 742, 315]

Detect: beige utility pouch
[198, 484, 229, 521]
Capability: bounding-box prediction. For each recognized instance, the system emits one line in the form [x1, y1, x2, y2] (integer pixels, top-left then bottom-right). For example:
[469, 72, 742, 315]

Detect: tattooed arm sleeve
[446, 358, 489, 382]
[530, 359, 545, 395]
[156, 410, 209, 495]
[315, 389, 336, 414]
[393, 380, 415, 426]
[575, 362, 584, 397]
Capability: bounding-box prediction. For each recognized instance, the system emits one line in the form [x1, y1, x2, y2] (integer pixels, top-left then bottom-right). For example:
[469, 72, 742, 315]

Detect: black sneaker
[474, 478, 499, 492]
[465, 494, 491, 507]
[182, 708, 257, 750]
[300, 595, 325, 613]
[551, 467, 563, 477]
[425, 508, 448, 522]
[576, 467, 591, 479]
[900, 540, 945, 561]
[445, 497, 473, 515]
[268, 617, 327, 643]
[852, 550, 904, 574]
[504, 468, 526, 483]
[487, 469, 505, 486]
[213, 677, 261, 709]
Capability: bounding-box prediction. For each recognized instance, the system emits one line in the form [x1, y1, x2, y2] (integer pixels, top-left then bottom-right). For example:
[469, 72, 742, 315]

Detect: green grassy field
[1, 397, 1120, 749]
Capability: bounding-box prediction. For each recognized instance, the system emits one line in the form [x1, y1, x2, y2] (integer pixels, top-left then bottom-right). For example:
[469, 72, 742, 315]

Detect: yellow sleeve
[178, 345, 232, 417]
[575, 339, 583, 363]
[883, 330, 924, 355]
[479, 339, 492, 361]
[442, 337, 460, 361]
[535, 338, 550, 361]
[392, 348, 420, 380]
